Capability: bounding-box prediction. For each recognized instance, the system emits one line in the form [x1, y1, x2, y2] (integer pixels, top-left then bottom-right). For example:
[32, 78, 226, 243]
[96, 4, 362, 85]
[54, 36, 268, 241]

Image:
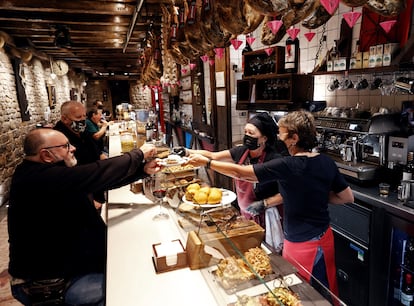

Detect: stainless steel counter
[349, 182, 414, 223]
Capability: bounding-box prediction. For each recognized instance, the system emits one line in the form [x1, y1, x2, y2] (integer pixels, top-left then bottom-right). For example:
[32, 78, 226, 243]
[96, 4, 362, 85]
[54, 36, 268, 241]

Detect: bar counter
[105, 132, 331, 306]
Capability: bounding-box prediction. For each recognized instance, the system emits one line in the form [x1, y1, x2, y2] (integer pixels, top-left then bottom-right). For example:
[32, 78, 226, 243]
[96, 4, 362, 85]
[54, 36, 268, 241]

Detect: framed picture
[70, 88, 78, 100]
[46, 85, 56, 109]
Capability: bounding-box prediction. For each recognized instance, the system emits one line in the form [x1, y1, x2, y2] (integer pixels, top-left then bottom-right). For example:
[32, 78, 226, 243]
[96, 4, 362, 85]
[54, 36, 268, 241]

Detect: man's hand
[144, 159, 161, 175]
[139, 143, 157, 160]
[246, 200, 265, 216]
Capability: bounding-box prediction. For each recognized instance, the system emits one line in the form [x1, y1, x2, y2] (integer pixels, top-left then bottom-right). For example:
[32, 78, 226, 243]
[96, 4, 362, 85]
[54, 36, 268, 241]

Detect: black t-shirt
[229, 145, 283, 200]
[253, 154, 349, 242]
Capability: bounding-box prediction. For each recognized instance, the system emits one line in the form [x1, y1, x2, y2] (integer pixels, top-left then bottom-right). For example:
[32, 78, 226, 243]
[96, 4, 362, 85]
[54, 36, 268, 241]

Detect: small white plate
[182, 189, 236, 208]
[158, 156, 189, 167]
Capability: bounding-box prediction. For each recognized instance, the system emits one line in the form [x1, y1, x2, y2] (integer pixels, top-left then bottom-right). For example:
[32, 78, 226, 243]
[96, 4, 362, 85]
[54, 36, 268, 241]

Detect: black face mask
[243, 134, 260, 150]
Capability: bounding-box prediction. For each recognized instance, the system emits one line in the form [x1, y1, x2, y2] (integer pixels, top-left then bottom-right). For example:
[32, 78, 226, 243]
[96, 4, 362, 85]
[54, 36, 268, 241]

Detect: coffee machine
[315, 114, 401, 183]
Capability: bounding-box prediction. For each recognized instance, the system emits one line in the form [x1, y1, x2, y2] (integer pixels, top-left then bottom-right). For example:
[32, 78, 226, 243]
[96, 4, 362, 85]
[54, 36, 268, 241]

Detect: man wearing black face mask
[179, 112, 289, 251]
[54, 101, 106, 208]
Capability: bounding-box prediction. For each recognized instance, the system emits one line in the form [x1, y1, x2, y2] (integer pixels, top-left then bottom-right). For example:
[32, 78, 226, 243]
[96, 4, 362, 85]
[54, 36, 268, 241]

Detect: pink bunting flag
[200, 54, 209, 62]
[304, 31, 316, 42]
[176, 80, 181, 86]
[343, 11, 362, 28]
[266, 20, 283, 35]
[287, 28, 300, 40]
[190, 63, 196, 70]
[246, 36, 256, 46]
[380, 20, 397, 33]
[230, 39, 243, 50]
[320, 0, 339, 15]
[181, 68, 188, 75]
[214, 48, 224, 59]
[265, 47, 274, 56]
[209, 59, 215, 66]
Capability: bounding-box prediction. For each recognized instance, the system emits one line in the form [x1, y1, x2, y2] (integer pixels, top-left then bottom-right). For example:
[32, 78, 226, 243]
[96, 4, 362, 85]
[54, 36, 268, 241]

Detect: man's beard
[64, 155, 77, 167]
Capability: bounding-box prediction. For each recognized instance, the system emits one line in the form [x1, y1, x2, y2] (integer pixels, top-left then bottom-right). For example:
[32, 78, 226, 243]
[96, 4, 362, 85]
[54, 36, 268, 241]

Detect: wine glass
[150, 172, 169, 221]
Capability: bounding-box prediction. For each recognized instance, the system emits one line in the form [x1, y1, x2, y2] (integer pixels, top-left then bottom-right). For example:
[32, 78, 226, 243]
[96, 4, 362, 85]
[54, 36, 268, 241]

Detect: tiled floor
[0, 205, 22, 305]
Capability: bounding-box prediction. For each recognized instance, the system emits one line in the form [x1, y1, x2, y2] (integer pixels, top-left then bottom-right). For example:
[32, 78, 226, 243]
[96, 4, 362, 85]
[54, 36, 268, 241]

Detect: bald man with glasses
[7, 128, 158, 306]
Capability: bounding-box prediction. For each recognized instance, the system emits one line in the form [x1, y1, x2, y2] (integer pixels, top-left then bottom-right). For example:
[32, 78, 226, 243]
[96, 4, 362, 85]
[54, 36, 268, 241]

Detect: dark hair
[87, 108, 99, 119]
[247, 112, 278, 146]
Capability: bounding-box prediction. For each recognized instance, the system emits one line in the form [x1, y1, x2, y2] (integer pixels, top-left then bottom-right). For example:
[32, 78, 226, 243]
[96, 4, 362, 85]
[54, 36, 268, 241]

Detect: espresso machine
[315, 114, 401, 184]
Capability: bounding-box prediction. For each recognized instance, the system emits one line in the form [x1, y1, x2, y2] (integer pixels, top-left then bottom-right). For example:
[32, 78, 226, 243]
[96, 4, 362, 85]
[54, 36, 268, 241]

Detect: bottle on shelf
[400, 272, 414, 306]
[284, 36, 299, 73]
[146, 120, 154, 142]
[404, 236, 414, 271]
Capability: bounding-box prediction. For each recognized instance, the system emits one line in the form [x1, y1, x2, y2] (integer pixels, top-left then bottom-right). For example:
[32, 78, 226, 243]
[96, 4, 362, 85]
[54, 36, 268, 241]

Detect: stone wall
[0, 48, 83, 206]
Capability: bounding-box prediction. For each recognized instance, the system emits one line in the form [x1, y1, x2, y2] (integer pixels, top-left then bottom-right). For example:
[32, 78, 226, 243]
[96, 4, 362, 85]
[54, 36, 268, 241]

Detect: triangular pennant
[304, 32, 316, 42]
[190, 63, 196, 70]
[320, 0, 339, 15]
[230, 39, 243, 50]
[343, 11, 362, 28]
[287, 28, 300, 40]
[380, 20, 397, 33]
[265, 47, 274, 56]
[209, 59, 215, 66]
[214, 48, 224, 59]
[200, 55, 209, 62]
[266, 20, 283, 35]
[181, 68, 188, 74]
[246, 36, 256, 46]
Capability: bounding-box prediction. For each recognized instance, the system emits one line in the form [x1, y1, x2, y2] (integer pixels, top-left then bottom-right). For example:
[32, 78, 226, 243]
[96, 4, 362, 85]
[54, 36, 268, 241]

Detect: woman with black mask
[179, 112, 288, 251]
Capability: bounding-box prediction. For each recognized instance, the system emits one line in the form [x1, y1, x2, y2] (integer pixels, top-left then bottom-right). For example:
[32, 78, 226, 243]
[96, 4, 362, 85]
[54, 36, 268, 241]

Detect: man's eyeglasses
[41, 142, 71, 152]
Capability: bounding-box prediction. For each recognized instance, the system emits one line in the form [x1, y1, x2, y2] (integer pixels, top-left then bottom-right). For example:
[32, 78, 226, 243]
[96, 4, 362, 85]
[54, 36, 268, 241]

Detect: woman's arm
[188, 153, 258, 182]
[186, 149, 233, 162]
[329, 186, 354, 204]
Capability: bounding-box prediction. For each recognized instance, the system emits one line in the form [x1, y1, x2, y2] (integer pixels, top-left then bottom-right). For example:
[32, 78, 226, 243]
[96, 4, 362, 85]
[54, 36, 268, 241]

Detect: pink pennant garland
[181, 68, 188, 75]
[214, 48, 224, 59]
[230, 39, 243, 50]
[343, 11, 362, 28]
[265, 48, 274, 56]
[190, 63, 196, 70]
[287, 28, 300, 40]
[246, 36, 256, 46]
[304, 32, 316, 42]
[209, 59, 215, 66]
[380, 20, 397, 33]
[320, 0, 339, 15]
[266, 20, 283, 35]
[200, 55, 209, 62]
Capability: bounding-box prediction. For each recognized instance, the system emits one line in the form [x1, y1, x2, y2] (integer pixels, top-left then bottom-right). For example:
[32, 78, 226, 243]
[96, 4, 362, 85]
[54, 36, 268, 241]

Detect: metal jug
[401, 180, 414, 204]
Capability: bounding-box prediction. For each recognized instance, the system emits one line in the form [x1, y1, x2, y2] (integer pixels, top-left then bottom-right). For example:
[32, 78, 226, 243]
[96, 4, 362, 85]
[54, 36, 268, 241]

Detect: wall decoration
[70, 88, 78, 100]
[46, 85, 56, 109]
[12, 58, 30, 121]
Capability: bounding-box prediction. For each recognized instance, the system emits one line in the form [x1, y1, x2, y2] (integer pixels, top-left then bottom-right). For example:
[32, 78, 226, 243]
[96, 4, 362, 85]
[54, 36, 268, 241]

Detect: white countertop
[106, 132, 220, 306]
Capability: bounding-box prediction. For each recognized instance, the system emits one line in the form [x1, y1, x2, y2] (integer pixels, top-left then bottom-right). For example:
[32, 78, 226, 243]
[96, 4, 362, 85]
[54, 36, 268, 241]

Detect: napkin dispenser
[152, 239, 188, 273]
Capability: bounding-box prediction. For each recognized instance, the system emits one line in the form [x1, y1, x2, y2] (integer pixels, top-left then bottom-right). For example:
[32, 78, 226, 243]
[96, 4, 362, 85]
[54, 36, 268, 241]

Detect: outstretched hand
[187, 153, 209, 167]
[139, 143, 157, 161]
[144, 159, 161, 175]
